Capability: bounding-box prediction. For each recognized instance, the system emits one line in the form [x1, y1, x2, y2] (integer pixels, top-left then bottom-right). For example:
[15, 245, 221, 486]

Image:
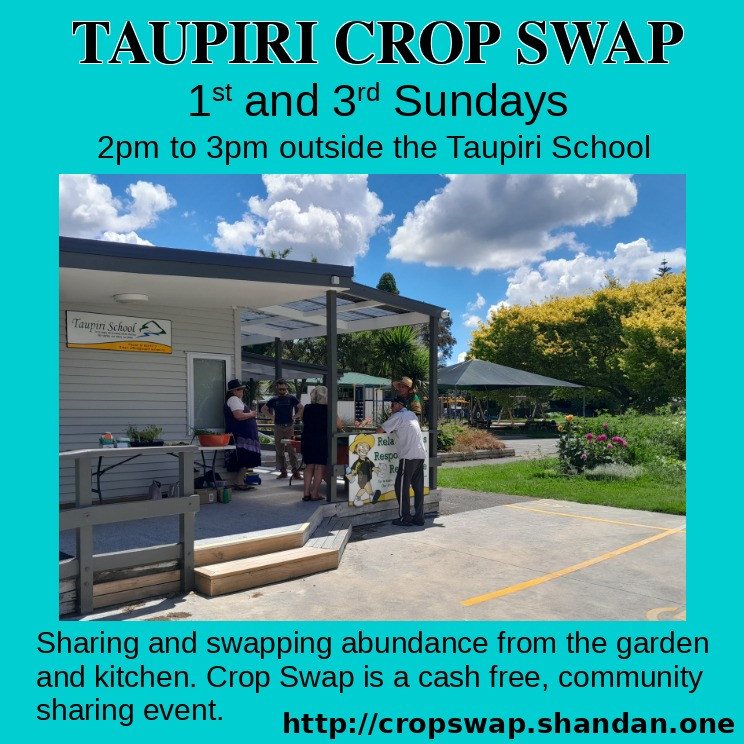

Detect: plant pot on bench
[197, 434, 232, 447]
[126, 425, 164, 447]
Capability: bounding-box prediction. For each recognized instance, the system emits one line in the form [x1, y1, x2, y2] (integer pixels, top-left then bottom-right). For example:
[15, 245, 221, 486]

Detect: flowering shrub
[557, 416, 629, 473]
[603, 409, 685, 464]
[438, 422, 464, 452]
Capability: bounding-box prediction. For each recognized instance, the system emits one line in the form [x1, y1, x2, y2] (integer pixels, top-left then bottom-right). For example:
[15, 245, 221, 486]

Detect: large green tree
[376, 272, 400, 294]
[265, 333, 380, 373]
[369, 326, 428, 383]
[420, 314, 457, 363]
[258, 247, 293, 259]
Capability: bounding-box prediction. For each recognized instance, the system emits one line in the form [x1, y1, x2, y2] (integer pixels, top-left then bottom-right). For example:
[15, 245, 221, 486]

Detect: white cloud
[100, 231, 154, 246]
[213, 174, 392, 262]
[467, 293, 486, 312]
[460, 292, 489, 329]
[502, 238, 686, 306]
[457, 351, 468, 363]
[214, 216, 262, 255]
[462, 314, 483, 329]
[59, 174, 176, 242]
[388, 174, 637, 271]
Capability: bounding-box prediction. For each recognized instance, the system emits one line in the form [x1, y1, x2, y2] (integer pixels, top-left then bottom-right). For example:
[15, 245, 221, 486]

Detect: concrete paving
[67, 436, 685, 622]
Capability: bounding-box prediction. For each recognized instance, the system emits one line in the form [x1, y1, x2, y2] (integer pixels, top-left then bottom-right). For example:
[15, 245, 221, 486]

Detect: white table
[196, 445, 236, 485]
[60, 444, 199, 504]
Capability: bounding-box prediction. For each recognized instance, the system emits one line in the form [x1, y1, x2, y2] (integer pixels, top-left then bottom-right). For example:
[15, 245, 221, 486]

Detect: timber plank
[195, 546, 338, 596]
[92, 580, 182, 610]
[194, 531, 305, 567]
[93, 569, 181, 597]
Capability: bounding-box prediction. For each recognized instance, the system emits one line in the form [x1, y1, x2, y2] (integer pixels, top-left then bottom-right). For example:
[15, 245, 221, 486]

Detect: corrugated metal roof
[238, 287, 439, 344]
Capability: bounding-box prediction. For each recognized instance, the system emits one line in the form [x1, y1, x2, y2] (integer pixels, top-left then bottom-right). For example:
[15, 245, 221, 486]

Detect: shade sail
[438, 359, 582, 390]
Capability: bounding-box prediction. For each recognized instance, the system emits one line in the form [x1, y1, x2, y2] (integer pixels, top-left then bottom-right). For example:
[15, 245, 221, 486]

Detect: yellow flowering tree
[469, 273, 686, 412]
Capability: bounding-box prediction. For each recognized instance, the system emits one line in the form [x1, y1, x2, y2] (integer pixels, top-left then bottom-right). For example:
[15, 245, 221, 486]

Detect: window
[188, 354, 231, 431]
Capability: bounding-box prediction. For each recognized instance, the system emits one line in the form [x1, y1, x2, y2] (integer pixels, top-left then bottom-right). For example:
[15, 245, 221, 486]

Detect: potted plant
[126, 424, 164, 447]
[191, 427, 232, 447]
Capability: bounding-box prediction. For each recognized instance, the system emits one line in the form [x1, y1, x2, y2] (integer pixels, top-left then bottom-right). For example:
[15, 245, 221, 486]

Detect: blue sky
[60, 173, 685, 362]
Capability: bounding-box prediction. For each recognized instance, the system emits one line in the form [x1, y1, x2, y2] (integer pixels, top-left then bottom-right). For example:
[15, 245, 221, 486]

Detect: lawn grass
[437, 458, 685, 515]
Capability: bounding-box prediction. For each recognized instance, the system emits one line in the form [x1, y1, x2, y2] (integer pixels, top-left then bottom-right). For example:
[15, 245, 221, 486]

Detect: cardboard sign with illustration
[346, 432, 429, 507]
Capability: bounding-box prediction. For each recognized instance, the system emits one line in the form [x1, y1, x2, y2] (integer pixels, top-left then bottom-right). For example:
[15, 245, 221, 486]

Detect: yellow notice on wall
[66, 311, 172, 354]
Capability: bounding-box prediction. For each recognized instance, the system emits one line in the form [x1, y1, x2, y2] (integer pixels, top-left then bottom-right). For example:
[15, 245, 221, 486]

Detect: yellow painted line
[646, 606, 681, 621]
[461, 527, 684, 607]
[505, 504, 685, 532]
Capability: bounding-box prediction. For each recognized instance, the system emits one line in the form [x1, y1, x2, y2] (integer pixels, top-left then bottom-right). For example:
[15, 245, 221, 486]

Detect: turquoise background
[5, 1, 738, 739]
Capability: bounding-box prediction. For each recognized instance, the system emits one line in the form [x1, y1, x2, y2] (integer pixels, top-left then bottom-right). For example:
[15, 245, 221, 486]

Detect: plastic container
[116, 437, 131, 448]
[198, 434, 232, 447]
[245, 472, 261, 486]
[99, 432, 115, 448]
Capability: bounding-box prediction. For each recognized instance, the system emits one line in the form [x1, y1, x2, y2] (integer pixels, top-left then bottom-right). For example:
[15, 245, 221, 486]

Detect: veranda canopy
[438, 358, 582, 390]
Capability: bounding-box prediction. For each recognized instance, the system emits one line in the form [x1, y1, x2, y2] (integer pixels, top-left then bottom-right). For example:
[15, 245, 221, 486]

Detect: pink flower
[606, 443, 613, 450]
[581, 453, 588, 460]
[586, 433, 594, 440]
[597, 434, 607, 442]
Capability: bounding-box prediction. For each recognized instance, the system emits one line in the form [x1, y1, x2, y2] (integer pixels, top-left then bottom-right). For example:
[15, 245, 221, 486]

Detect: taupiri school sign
[66, 311, 172, 353]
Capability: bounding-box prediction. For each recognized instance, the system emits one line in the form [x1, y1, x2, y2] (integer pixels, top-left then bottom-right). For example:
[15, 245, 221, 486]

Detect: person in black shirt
[261, 379, 303, 478]
[300, 385, 343, 501]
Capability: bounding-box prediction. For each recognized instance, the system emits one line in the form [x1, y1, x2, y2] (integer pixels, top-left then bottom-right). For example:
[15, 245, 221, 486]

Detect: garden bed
[439, 448, 515, 462]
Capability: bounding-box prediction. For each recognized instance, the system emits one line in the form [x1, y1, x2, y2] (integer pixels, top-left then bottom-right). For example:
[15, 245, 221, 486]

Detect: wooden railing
[59, 496, 200, 613]
[59, 446, 199, 614]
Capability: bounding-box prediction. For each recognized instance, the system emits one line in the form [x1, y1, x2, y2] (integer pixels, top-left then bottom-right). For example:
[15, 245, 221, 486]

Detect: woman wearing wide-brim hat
[393, 376, 422, 418]
[224, 379, 261, 487]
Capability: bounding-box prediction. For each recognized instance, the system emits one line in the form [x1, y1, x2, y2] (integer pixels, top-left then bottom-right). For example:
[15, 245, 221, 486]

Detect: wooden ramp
[194, 515, 353, 597]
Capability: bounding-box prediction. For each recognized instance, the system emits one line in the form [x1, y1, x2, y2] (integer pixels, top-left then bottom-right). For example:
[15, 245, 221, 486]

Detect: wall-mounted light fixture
[330, 275, 340, 286]
[113, 293, 149, 303]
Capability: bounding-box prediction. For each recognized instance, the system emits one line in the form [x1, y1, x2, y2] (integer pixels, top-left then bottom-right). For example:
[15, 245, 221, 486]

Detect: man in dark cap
[377, 394, 427, 527]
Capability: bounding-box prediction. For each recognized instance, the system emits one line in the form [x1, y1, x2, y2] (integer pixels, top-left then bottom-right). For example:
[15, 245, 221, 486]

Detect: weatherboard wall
[59, 303, 235, 504]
